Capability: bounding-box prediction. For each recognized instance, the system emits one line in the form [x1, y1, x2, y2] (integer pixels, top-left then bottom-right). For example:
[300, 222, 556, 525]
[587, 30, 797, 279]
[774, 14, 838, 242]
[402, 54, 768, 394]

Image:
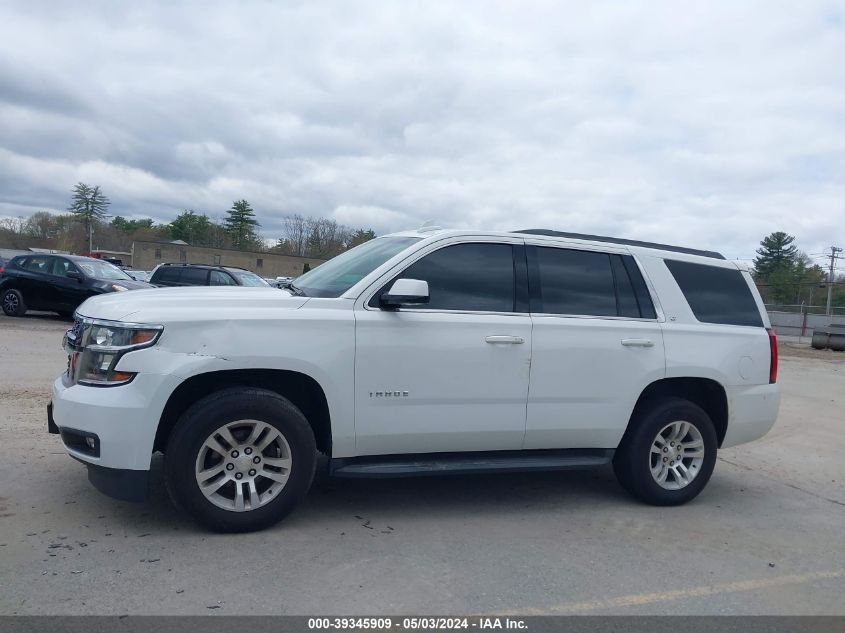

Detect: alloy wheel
[3, 292, 19, 314]
[649, 421, 705, 490]
[194, 420, 292, 512]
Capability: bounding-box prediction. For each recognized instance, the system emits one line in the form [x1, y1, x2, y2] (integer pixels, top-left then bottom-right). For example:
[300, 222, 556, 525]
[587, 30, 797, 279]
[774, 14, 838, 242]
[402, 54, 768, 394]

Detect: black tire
[165, 387, 317, 532]
[57, 311, 74, 320]
[613, 397, 718, 506]
[1, 288, 27, 317]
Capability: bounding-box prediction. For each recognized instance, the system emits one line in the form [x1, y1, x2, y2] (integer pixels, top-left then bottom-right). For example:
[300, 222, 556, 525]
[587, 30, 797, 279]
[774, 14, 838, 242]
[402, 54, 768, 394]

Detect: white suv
[49, 228, 780, 532]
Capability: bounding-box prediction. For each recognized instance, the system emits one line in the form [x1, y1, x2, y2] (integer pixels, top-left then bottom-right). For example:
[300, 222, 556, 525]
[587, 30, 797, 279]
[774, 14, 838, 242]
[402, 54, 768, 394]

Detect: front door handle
[485, 335, 525, 345]
[621, 338, 654, 348]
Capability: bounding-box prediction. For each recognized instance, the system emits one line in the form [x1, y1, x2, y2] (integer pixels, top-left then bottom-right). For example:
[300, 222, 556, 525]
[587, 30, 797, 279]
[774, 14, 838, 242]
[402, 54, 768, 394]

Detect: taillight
[0, 266, 4, 274]
[767, 328, 778, 384]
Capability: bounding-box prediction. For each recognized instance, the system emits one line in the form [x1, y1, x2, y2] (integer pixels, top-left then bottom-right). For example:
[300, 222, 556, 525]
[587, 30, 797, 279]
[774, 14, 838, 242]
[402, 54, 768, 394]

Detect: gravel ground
[0, 312, 843, 615]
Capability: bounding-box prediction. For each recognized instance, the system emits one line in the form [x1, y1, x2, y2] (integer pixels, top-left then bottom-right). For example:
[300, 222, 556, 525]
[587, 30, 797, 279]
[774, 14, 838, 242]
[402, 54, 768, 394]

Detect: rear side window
[533, 247, 617, 316]
[153, 267, 181, 284]
[530, 247, 656, 319]
[665, 260, 763, 327]
[373, 243, 516, 312]
[180, 268, 209, 285]
[22, 256, 52, 273]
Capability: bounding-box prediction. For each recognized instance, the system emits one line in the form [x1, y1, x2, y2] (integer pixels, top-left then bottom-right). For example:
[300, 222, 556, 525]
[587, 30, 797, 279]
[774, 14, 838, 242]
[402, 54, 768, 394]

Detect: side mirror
[380, 278, 429, 309]
[66, 270, 82, 281]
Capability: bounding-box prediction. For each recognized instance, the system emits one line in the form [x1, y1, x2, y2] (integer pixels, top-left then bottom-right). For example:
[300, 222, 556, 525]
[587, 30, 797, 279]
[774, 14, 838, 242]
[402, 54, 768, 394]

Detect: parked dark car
[149, 263, 271, 287]
[0, 254, 152, 318]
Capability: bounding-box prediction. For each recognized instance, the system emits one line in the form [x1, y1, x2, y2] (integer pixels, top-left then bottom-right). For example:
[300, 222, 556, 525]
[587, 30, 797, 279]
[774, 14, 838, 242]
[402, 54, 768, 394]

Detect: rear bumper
[722, 383, 781, 448]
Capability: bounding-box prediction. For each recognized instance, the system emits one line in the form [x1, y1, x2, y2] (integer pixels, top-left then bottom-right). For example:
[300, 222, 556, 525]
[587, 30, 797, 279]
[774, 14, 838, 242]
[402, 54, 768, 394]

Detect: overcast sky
[1, 1, 843, 262]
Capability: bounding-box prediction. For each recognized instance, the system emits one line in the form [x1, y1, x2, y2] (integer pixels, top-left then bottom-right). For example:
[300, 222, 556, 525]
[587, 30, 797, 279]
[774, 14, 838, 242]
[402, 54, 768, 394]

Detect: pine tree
[224, 200, 260, 250]
[68, 182, 110, 252]
[753, 231, 797, 280]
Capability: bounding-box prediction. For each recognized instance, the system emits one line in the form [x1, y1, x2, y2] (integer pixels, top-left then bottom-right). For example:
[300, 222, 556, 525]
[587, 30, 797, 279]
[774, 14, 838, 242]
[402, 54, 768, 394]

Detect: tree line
[0, 182, 375, 259]
[752, 231, 843, 307]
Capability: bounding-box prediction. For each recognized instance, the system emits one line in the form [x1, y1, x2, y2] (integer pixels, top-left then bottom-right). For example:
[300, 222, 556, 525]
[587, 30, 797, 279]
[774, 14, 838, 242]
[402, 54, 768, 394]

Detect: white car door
[353, 238, 532, 456]
[523, 242, 666, 449]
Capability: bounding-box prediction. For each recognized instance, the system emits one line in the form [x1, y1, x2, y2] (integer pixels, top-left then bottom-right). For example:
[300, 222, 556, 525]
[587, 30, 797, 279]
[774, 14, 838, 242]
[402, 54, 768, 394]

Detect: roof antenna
[417, 220, 442, 233]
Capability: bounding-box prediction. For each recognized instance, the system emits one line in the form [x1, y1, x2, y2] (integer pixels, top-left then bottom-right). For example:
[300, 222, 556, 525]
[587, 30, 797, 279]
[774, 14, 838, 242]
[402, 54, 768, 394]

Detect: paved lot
[0, 313, 844, 615]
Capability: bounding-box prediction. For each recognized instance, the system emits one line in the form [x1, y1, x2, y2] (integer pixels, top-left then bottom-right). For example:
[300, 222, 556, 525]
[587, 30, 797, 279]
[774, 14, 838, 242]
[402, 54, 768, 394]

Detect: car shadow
[90, 454, 632, 534]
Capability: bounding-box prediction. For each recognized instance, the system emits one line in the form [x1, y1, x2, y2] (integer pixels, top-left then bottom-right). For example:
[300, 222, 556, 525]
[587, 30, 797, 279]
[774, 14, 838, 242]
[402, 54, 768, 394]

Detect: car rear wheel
[613, 397, 717, 506]
[2, 289, 27, 317]
[165, 388, 317, 532]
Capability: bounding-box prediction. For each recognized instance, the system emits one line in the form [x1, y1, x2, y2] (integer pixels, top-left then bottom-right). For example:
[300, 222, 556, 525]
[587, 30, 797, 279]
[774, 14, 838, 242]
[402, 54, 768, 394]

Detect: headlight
[111, 284, 128, 292]
[64, 318, 163, 386]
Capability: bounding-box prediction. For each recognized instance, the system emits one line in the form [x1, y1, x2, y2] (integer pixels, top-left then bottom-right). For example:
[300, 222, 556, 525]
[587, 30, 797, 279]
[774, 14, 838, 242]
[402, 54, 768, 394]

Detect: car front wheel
[613, 397, 718, 506]
[165, 388, 317, 532]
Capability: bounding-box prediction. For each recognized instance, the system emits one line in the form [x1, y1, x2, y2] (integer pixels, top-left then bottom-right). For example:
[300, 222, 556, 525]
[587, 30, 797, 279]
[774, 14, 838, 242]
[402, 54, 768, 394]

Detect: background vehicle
[149, 263, 270, 287]
[50, 228, 779, 532]
[125, 270, 152, 282]
[1, 254, 152, 318]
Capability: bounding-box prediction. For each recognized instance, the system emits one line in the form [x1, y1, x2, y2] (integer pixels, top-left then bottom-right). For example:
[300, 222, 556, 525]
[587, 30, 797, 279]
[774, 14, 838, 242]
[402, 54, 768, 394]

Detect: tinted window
[665, 260, 763, 327]
[153, 267, 181, 284]
[380, 243, 515, 312]
[611, 255, 640, 318]
[52, 258, 79, 277]
[180, 268, 209, 285]
[210, 270, 237, 286]
[621, 255, 657, 319]
[534, 247, 617, 316]
[22, 256, 51, 274]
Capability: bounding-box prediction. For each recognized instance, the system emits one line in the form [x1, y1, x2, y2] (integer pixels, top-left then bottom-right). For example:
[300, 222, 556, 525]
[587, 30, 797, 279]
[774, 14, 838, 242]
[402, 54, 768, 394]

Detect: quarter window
[665, 260, 763, 327]
[373, 243, 516, 312]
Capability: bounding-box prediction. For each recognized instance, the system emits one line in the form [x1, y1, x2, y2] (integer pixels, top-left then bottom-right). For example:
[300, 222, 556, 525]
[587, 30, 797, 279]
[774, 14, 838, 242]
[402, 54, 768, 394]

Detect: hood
[76, 286, 310, 323]
[100, 278, 153, 291]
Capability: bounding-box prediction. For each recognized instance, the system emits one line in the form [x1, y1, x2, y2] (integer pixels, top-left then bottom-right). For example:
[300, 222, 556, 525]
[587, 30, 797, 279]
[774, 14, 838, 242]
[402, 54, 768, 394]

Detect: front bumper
[50, 401, 150, 501]
[51, 369, 181, 501]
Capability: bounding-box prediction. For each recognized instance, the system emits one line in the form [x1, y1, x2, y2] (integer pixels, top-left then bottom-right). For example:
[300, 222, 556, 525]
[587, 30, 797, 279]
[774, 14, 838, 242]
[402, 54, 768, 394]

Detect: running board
[329, 449, 614, 478]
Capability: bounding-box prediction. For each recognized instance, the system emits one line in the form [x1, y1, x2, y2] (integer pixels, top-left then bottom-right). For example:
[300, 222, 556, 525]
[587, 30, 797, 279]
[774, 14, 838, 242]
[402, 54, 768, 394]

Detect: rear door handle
[621, 338, 654, 348]
[485, 335, 525, 345]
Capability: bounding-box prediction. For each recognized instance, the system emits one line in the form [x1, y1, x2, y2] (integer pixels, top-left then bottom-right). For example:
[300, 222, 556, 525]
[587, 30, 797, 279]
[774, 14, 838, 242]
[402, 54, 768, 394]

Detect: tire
[57, 311, 74, 320]
[613, 397, 718, 506]
[1, 289, 27, 317]
[165, 387, 317, 533]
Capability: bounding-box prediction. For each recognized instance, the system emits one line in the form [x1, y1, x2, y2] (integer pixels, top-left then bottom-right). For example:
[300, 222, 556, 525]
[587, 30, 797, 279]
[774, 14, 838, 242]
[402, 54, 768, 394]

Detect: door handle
[621, 338, 654, 348]
[485, 335, 525, 345]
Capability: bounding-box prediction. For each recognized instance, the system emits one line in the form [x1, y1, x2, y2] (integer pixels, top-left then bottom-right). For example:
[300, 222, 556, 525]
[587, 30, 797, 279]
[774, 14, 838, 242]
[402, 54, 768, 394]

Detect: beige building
[131, 241, 325, 278]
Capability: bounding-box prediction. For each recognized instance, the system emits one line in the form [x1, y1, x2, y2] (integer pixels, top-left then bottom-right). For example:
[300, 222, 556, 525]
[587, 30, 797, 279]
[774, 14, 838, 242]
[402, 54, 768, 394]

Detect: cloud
[0, 0, 843, 258]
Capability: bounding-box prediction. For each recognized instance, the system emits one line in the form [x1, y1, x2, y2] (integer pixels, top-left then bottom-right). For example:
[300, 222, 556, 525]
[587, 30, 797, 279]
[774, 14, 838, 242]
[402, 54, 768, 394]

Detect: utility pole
[826, 246, 842, 316]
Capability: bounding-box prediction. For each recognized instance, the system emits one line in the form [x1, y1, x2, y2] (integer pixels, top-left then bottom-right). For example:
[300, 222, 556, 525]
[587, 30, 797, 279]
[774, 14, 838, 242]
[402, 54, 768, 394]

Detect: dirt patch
[779, 342, 845, 362]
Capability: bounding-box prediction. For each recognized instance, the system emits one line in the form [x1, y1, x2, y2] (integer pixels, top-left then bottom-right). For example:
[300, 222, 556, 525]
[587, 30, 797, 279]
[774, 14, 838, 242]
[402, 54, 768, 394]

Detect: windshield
[293, 236, 422, 297]
[77, 260, 133, 280]
[230, 270, 270, 287]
